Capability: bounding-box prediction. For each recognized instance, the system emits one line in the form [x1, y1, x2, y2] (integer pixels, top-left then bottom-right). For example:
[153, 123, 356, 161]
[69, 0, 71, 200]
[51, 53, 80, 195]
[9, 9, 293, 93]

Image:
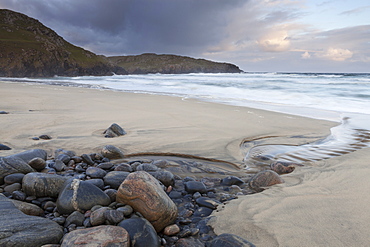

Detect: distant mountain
[108, 53, 243, 74]
[0, 9, 242, 77]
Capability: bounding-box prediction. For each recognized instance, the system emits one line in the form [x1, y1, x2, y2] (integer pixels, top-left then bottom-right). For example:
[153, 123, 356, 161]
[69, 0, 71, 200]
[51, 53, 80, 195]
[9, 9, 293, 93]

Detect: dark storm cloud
[1, 0, 245, 56]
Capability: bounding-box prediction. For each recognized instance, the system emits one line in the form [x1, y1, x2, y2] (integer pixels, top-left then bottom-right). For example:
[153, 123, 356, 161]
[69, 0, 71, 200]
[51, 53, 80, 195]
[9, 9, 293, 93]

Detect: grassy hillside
[108, 53, 242, 74]
[0, 9, 125, 77]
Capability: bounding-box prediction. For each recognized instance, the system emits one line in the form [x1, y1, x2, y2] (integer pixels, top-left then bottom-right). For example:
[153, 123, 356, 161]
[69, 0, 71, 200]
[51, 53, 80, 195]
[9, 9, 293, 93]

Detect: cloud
[319, 48, 353, 61]
[258, 31, 291, 52]
[301, 51, 311, 59]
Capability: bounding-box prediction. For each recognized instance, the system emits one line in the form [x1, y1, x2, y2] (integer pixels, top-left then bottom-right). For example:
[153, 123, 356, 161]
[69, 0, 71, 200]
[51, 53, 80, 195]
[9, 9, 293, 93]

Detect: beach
[1, 81, 369, 246]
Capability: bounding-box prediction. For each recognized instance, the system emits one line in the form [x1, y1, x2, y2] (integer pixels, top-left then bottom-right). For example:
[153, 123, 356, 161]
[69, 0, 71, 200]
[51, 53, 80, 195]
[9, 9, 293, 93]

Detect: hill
[0, 9, 242, 77]
[108, 53, 242, 74]
[0, 9, 126, 77]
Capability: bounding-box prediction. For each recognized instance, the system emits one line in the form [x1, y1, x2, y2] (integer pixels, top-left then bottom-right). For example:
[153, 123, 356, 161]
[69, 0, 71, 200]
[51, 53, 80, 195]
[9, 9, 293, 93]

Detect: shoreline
[2, 81, 369, 246]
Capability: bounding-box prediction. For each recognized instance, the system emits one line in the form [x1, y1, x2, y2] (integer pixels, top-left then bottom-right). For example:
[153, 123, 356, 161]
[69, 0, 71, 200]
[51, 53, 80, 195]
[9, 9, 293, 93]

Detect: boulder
[116, 171, 177, 232]
[118, 217, 160, 247]
[101, 145, 125, 159]
[249, 170, 284, 192]
[7, 149, 47, 163]
[10, 199, 44, 216]
[210, 233, 255, 247]
[22, 172, 68, 198]
[103, 123, 127, 138]
[0, 195, 63, 246]
[61, 225, 129, 247]
[56, 179, 111, 214]
[0, 156, 34, 184]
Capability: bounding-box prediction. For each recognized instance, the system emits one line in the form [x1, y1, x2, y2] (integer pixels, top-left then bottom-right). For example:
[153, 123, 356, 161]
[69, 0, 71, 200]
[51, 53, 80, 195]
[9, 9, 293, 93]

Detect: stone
[101, 145, 125, 159]
[249, 170, 284, 192]
[28, 157, 46, 171]
[116, 171, 178, 232]
[0, 195, 63, 246]
[0, 156, 34, 184]
[103, 171, 130, 189]
[90, 207, 109, 226]
[61, 225, 129, 247]
[3, 173, 24, 185]
[0, 144, 11, 150]
[175, 237, 205, 247]
[39, 134, 52, 140]
[196, 197, 220, 210]
[98, 162, 115, 170]
[163, 224, 181, 236]
[118, 217, 160, 247]
[184, 181, 207, 194]
[56, 153, 71, 164]
[85, 178, 105, 189]
[10, 199, 44, 216]
[193, 207, 213, 217]
[221, 176, 245, 186]
[7, 149, 47, 163]
[136, 163, 159, 172]
[116, 205, 134, 217]
[64, 211, 85, 227]
[81, 154, 95, 166]
[150, 170, 175, 187]
[104, 209, 125, 225]
[57, 179, 111, 214]
[104, 188, 117, 202]
[52, 160, 66, 172]
[210, 233, 256, 247]
[12, 190, 26, 201]
[22, 172, 68, 198]
[270, 161, 296, 174]
[86, 167, 107, 178]
[0, 111, 9, 114]
[4, 183, 21, 193]
[103, 123, 127, 138]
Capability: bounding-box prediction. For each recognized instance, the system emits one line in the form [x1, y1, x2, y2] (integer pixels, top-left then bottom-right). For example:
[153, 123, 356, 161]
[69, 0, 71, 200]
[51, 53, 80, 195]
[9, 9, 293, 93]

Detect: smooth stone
[270, 161, 297, 174]
[196, 197, 220, 210]
[0, 156, 34, 184]
[116, 205, 133, 217]
[22, 172, 68, 198]
[4, 183, 21, 193]
[56, 179, 111, 214]
[4, 173, 24, 184]
[28, 157, 46, 171]
[136, 163, 159, 172]
[103, 123, 127, 138]
[10, 199, 44, 216]
[7, 149, 47, 163]
[184, 181, 207, 194]
[118, 217, 160, 247]
[52, 160, 66, 172]
[116, 171, 178, 232]
[249, 170, 284, 192]
[81, 154, 94, 166]
[221, 176, 245, 186]
[61, 225, 129, 247]
[114, 163, 133, 172]
[104, 209, 125, 225]
[193, 207, 213, 217]
[12, 190, 27, 201]
[64, 211, 85, 227]
[210, 233, 256, 247]
[0, 144, 11, 150]
[175, 237, 205, 247]
[86, 167, 107, 178]
[101, 145, 125, 159]
[0, 195, 63, 246]
[0, 111, 9, 114]
[163, 224, 181, 236]
[39, 134, 52, 140]
[103, 171, 130, 189]
[85, 178, 105, 189]
[150, 170, 175, 187]
[90, 207, 109, 226]
[56, 153, 71, 164]
[104, 188, 117, 202]
[97, 162, 115, 170]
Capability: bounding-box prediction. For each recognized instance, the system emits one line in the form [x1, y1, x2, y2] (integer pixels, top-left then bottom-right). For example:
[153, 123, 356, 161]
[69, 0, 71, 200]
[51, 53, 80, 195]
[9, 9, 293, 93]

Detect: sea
[2, 72, 370, 164]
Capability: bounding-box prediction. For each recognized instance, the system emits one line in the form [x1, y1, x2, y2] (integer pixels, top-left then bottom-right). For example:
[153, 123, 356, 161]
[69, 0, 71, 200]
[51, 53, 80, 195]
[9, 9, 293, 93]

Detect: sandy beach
[1, 81, 369, 246]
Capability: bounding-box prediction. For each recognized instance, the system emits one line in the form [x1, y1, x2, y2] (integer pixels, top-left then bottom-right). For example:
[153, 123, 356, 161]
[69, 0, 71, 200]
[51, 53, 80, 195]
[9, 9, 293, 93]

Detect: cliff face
[108, 53, 243, 74]
[0, 9, 126, 77]
[0, 9, 242, 77]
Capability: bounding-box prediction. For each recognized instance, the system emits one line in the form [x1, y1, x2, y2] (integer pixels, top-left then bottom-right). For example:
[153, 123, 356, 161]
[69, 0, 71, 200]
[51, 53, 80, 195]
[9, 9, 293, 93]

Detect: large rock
[56, 178, 111, 214]
[210, 233, 255, 247]
[0, 194, 63, 246]
[0, 156, 34, 184]
[116, 171, 177, 232]
[118, 217, 160, 247]
[61, 225, 129, 247]
[10, 199, 44, 216]
[22, 172, 69, 198]
[101, 145, 125, 159]
[249, 170, 284, 192]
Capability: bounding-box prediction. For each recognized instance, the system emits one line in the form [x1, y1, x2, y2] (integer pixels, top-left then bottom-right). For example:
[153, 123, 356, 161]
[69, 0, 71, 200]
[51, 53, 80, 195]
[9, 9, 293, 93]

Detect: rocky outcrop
[108, 53, 243, 74]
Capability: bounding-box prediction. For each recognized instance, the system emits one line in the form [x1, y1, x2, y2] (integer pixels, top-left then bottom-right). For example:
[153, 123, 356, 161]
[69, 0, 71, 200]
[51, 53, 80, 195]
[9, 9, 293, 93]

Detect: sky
[1, 0, 369, 73]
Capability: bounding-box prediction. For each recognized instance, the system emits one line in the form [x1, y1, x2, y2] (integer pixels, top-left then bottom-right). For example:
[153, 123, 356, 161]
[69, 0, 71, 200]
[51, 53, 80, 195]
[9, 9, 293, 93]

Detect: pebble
[4, 173, 25, 184]
[184, 181, 207, 194]
[28, 157, 46, 171]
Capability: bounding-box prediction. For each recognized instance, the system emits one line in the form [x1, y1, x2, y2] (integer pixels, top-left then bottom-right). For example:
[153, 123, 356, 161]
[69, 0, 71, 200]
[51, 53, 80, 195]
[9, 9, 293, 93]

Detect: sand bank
[3, 81, 368, 246]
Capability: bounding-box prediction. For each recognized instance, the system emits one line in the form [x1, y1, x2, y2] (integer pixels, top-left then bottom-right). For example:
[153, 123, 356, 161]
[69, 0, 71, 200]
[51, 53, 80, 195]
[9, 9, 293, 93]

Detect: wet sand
[2, 81, 369, 246]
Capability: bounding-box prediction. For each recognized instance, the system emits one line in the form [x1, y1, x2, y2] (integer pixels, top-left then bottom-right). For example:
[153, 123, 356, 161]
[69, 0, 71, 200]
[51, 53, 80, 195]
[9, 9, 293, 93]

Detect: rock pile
[0, 146, 293, 246]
